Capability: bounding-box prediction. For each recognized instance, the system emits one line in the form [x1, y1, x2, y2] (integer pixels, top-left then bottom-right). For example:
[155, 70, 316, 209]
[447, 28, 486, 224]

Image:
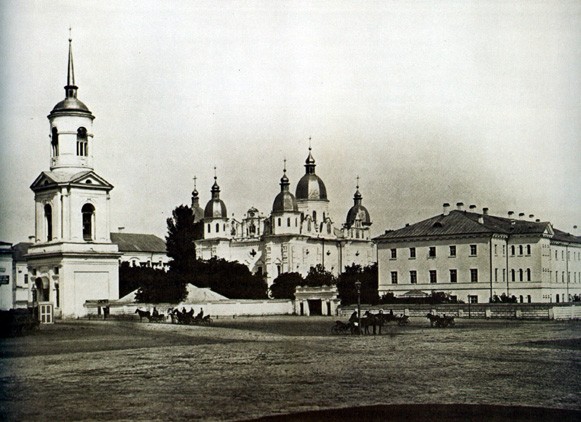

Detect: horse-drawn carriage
[426, 312, 455, 328]
[134, 308, 165, 323]
[168, 307, 213, 325]
[331, 310, 410, 335]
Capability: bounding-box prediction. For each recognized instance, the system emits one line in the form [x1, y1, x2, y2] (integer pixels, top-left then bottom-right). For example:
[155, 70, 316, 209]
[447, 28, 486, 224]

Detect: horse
[332, 320, 353, 335]
[426, 312, 439, 327]
[134, 308, 151, 322]
[361, 311, 379, 335]
[395, 314, 410, 326]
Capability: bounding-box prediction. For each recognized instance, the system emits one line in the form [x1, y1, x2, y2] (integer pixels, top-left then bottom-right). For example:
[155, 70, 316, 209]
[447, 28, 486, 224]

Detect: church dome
[50, 97, 92, 115]
[345, 185, 371, 228]
[295, 148, 328, 201]
[204, 177, 227, 218]
[273, 166, 298, 213]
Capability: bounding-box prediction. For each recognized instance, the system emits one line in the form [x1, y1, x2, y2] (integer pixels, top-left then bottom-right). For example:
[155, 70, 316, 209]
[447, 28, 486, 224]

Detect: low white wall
[552, 305, 581, 320]
[92, 299, 295, 318]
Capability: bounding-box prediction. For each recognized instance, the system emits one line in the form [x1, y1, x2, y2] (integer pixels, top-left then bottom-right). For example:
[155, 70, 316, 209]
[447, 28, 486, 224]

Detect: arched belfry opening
[44, 204, 53, 241]
[77, 127, 88, 156]
[51, 127, 59, 157]
[82, 203, 95, 241]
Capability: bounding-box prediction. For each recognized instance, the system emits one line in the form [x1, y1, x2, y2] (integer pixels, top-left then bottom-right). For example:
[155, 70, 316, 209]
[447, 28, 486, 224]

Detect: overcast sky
[0, 1, 579, 244]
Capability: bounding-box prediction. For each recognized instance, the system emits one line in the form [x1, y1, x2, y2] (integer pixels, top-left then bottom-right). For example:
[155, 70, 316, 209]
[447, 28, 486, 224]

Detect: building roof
[110, 232, 166, 253]
[12, 243, 32, 261]
[374, 209, 562, 242]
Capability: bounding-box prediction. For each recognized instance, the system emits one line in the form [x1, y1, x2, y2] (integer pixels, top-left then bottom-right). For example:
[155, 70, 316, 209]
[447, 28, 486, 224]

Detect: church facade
[25, 38, 120, 318]
[193, 151, 376, 286]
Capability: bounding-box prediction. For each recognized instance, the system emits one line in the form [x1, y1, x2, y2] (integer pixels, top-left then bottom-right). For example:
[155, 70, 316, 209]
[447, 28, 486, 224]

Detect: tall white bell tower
[26, 35, 120, 318]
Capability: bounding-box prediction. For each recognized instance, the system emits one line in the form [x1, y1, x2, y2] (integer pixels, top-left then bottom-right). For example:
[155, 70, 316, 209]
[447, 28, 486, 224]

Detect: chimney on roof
[536, 219, 540, 223]
[443, 203, 450, 216]
[456, 202, 464, 211]
[529, 214, 534, 220]
[483, 207, 489, 215]
[508, 211, 514, 219]
[469, 205, 477, 211]
[519, 213, 525, 220]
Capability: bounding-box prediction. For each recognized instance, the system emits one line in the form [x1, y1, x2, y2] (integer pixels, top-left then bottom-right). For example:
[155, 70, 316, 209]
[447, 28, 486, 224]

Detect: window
[429, 270, 437, 283]
[468, 295, 478, 304]
[511, 269, 516, 282]
[470, 245, 477, 256]
[449, 245, 456, 257]
[494, 244, 498, 255]
[519, 269, 523, 282]
[526, 268, 531, 281]
[81, 203, 95, 241]
[51, 127, 59, 156]
[409, 248, 416, 259]
[44, 204, 53, 241]
[511, 245, 515, 256]
[519, 245, 523, 255]
[77, 127, 88, 156]
[391, 272, 398, 284]
[502, 245, 506, 256]
[278, 218, 281, 227]
[555, 250, 558, 260]
[24, 274, 28, 285]
[215, 223, 220, 232]
[470, 269, 478, 283]
[495, 268, 498, 282]
[450, 269, 457, 283]
[503, 269, 506, 282]
[526, 245, 531, 255]
[429, 247, 436, 258]
[562, 251, 565, 260]
[390, 249, 397, 259]
[312, 211, 317, 222]
[207, 224, 211, 233]
[410, 271, 417, 284]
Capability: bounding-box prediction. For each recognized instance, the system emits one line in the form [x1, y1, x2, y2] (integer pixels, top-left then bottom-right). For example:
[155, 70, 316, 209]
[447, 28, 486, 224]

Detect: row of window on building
[391, 268, 581, 284]
[390, 245, 479, 259]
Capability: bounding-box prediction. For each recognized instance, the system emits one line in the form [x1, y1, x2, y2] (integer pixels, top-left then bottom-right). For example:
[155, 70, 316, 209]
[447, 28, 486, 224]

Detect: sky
[0, 0, 579, 243]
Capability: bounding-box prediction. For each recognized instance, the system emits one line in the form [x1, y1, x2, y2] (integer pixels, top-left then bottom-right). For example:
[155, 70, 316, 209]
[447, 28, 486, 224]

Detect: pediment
[31, 171, 113, 192]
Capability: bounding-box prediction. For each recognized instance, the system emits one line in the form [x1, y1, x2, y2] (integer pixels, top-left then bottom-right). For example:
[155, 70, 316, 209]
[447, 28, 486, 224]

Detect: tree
[336, 263, 378, 305]
[304, 264, 336, 287]
[192, 258, 268, 299]
[166, 205, 197, 275]
[270, 272, 304, 299]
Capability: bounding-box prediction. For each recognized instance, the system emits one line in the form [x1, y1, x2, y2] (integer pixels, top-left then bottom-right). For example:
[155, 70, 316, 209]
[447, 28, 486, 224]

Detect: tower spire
[65, 28, 78, 99]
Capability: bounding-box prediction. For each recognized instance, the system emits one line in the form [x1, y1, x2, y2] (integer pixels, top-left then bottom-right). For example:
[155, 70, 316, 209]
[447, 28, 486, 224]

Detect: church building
[25, 37, 120, 318]
[194, 149, 376, 286]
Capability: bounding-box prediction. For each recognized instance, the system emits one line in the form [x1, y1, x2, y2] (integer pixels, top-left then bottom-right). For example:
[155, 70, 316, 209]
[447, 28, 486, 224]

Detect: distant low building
[110, 232, 169, 270]
[374, 203, 581, 304]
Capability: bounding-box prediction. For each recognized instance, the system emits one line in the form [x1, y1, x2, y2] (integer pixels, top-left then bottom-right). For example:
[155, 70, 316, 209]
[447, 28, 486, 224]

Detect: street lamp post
[355, 280, 362, 335]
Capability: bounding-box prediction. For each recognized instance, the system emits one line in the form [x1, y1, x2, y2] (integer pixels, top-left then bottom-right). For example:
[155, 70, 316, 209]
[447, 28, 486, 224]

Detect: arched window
[287, 218, 291, 227]
[81, 203, 95, 241]
[526, 268, 531, 281]
[44, 204, 53, 241]
[519, 245, 523, 255]
[511, 245, 515, 256]
[207, 224, 211, 233]
[77, 127, 88, 156]
[278, 218, 281, 227]
[51, 127, 59, 157]
[511, 269, 515, 282]
[519, 269, 523, 282]
[313, 211, 317, 222]
[526, 245, 531, 255]
[215, 223, 220, 233]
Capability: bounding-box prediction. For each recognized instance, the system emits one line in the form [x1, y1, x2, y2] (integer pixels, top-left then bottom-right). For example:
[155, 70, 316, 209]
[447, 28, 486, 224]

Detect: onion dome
[191, 176, 204, 222]
[204, 175, 227, 218]
[295, 147, 328, 200]
[272, 165, 298, 213]
[345, 181, 371, 228]
[49, 36, 93, 118]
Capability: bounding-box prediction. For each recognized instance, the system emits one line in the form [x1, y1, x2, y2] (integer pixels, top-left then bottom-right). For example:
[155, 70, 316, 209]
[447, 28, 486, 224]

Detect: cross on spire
[356, 175, 360, 189]
[193, 175, 197, 189]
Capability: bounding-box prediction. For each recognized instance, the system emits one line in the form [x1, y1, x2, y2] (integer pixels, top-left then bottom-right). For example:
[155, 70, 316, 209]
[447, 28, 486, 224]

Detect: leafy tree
[134, 270, 187, 304]
[304, 264, 336, 287]
[336, 263, 378, 305]
[270, 272, 304, 299]
[193, 257, 268, 299]
[166, 205, 197, 275]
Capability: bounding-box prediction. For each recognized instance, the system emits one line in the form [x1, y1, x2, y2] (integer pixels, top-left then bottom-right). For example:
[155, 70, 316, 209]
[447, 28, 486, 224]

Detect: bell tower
[26, 34, 120, 319]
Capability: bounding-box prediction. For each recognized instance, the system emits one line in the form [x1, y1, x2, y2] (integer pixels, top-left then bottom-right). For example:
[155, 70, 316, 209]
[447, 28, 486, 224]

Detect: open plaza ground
[0, 316, 580, 421]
